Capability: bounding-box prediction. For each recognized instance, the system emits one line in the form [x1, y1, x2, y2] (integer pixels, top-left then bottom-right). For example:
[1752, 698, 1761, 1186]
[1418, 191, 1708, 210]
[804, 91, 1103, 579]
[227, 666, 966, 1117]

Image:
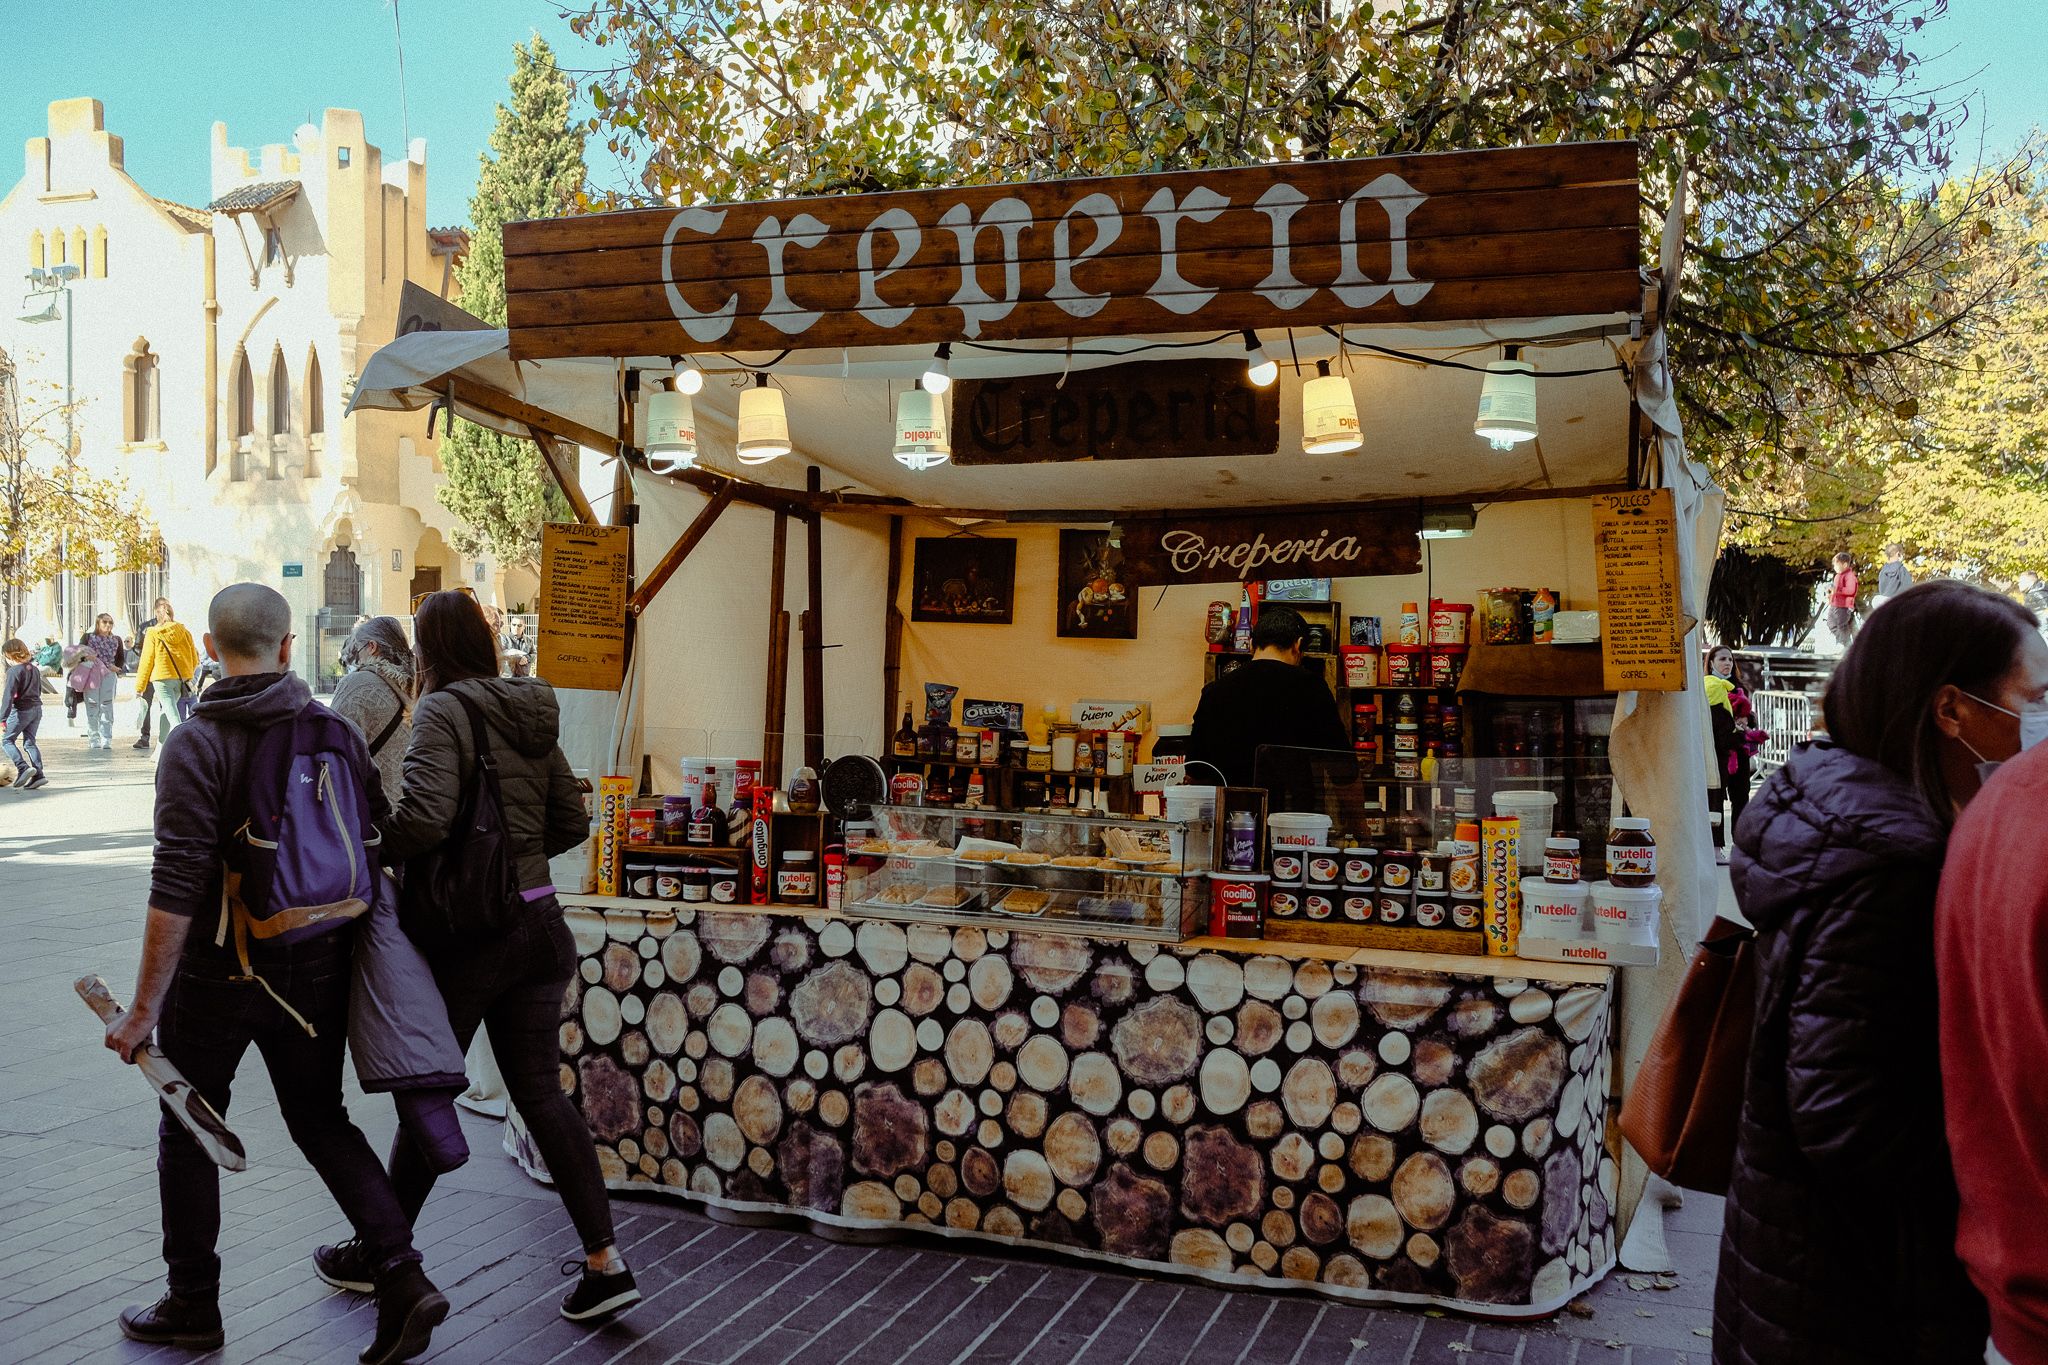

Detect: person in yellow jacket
[133, 597, 200, 747]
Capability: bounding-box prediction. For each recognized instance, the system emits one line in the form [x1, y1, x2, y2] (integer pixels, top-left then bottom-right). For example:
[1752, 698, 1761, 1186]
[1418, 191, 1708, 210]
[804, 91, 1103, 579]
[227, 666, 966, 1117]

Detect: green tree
[0, 347, 159, 633]
[437, 35, 586, 568]
[562, 0, 2027, 532]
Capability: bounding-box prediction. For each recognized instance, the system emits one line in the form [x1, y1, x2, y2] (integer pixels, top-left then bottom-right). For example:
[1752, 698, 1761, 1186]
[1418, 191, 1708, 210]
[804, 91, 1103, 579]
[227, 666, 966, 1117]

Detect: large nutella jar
[1606, 817, 1657, 887]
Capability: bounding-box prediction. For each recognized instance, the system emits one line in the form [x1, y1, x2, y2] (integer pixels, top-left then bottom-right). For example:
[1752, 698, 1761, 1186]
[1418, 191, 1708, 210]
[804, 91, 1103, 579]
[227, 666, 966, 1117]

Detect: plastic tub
[1592, 880, 1662, 946]
[1341, 647, 1381, 689]
[1267, 812, 1334, 848]
[1519, 877, 1591, 939]
[1429, 600, 1473, 646]
[1491, 790, 1559, 868]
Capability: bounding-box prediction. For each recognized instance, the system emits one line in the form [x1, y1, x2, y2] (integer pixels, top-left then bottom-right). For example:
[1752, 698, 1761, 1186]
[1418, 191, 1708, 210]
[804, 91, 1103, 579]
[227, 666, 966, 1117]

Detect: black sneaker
[559, 1258, 640, 1322]
[22, 772, 47, 790]
[133, 736, 150, 750]
[315, 1238, 375, 1293]
[119, 1292, 225, 1349]
[359, 1261, 447, 1365]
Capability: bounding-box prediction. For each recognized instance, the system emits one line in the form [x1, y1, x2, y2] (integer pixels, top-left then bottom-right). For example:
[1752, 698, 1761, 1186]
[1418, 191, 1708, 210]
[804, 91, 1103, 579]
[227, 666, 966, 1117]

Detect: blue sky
[0, 0, 2040, 230]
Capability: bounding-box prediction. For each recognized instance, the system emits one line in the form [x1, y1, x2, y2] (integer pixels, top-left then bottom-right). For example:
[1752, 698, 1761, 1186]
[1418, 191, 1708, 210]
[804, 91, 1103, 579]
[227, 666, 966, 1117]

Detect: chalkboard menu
[538, 523, 630, 692]
[1591, 489, 1686, 692]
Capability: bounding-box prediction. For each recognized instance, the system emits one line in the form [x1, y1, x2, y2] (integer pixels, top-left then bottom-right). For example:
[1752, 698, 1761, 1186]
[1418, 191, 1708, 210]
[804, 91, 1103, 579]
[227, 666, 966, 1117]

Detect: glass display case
[843, 806, 1208, 943]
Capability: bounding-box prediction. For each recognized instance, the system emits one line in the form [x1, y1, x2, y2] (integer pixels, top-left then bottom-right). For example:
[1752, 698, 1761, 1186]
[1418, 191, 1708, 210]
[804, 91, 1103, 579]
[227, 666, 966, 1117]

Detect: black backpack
[399, 691, 523, 947]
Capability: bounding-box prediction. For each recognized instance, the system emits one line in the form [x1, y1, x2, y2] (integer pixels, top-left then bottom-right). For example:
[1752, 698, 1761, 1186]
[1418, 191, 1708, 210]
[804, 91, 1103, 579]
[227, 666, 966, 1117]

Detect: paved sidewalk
[0, 708, 1720, 1364]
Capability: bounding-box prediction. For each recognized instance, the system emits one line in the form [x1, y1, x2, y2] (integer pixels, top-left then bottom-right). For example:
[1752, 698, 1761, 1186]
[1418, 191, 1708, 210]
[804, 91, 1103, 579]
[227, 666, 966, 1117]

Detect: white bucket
[1268, 812, 1335, 848]
[1491, 790, 1559, 868]
[1591, 880, 1661, 946]
[1519, 877, 1591, 940]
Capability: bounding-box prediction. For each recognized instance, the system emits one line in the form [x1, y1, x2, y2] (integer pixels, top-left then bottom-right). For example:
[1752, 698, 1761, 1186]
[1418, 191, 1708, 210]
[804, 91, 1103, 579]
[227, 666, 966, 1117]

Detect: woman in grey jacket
[330, 617, 414, 801]
[313, 592, 638, 1324]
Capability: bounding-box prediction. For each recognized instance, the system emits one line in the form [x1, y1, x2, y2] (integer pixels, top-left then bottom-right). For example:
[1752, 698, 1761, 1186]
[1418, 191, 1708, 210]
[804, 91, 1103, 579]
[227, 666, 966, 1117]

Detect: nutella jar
[1606, 818, 1657, 887]
[1544, 837, 1582, 884]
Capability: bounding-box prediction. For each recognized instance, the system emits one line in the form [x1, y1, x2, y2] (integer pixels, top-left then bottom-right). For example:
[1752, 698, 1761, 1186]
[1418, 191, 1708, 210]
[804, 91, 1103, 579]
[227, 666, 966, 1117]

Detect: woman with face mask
[1714, 580, 2048, 1365]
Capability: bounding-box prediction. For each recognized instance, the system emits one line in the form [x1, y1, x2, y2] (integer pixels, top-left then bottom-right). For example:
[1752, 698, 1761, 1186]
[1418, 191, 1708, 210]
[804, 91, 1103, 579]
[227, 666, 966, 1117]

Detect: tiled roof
[206, 179, 300, 214]
[427, 226, 472, 254]
[153, 198, 211, 232]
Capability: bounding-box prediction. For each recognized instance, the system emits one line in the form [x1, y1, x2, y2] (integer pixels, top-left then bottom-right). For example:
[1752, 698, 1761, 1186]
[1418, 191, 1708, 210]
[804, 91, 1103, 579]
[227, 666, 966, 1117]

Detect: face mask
[1959, 693, 2048, 781]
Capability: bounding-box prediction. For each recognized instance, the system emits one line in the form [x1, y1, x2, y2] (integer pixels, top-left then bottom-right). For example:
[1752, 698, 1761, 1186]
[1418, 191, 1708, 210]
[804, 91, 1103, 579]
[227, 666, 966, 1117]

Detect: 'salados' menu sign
[1119, 507, 1422, 587]
[503, 143, 1639, 360]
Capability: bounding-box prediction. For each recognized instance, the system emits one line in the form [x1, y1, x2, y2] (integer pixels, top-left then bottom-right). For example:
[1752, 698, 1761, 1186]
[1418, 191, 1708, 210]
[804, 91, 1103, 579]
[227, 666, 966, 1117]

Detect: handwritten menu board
[538, 523, 630, 692]
[1591, 489, 1687, 692]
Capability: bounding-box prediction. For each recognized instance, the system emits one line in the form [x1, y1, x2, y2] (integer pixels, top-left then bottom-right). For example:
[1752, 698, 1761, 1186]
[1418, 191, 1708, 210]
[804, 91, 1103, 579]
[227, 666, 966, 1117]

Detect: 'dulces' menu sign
[1591, 489, 1686, 692]
[538, 522, 631, 692]
[1119, 506, 1421, 587]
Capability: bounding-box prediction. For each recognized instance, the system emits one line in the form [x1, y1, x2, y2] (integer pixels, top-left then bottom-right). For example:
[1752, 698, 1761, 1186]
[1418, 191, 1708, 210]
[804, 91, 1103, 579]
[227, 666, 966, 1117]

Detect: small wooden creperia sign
[538, 522, 630, 692]
[1591, 488, 1686, 692]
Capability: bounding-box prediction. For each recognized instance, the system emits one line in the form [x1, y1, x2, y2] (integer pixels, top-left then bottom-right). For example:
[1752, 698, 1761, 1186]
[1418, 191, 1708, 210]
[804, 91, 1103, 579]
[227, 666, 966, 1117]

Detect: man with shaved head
[103, 584, 446, 1362]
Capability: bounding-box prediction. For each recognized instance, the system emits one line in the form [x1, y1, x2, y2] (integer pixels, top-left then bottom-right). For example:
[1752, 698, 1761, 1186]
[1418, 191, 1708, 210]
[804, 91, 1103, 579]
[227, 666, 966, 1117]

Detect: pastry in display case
[843, 806, 1208, 942]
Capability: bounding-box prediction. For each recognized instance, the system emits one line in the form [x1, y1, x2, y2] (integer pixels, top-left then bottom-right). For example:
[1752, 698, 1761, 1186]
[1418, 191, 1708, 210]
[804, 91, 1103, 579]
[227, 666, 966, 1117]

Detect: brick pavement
[0, 705, 1721, 1363]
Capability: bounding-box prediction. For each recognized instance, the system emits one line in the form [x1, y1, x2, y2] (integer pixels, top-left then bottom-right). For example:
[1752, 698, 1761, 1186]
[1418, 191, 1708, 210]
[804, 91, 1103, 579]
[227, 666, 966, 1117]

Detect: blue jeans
[3, 704, 42, 777]
[150, 679, 185, 743]
[85, 672, 117, 746]
[156, 933, 419, 1298]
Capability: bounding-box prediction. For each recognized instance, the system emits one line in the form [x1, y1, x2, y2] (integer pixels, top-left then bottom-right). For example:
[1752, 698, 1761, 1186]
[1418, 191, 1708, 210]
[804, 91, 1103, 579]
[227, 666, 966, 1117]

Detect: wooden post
[526, 424, 598, 527]
[628, 483, 735, 616]
[763, 510, 790, 790]
[802, 466, 826, 770]
[882, 514, 905, 748]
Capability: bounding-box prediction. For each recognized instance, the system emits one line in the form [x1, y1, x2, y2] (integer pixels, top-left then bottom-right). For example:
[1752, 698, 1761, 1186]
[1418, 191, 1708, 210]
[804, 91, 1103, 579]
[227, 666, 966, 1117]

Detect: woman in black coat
[1715, 580, 2046, 1363]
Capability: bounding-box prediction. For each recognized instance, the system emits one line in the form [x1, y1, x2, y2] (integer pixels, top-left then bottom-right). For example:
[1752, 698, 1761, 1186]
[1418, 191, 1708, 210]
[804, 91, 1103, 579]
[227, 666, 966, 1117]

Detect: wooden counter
[521, 897, 1619, 1315]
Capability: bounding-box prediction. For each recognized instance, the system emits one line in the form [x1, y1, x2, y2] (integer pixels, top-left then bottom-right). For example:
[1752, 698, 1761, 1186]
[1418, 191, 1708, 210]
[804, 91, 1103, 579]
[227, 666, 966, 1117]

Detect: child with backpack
[100, 585, 448, 1363]
[2, 638, 48, 789]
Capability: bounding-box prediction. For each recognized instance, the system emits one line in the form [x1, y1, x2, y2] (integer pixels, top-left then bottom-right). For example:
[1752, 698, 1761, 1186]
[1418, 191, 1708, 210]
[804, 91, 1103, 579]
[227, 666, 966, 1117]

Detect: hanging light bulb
[674, 359, 705, 396]
[1243, 330, 1278, 388]
[893, 389, 951, 471]
[644, 377, 699, 474]
[1301, 360, 1361, 454]
[1475, 345, 1539, 451]
[921, 342, 952, 395]
[736, 373, 790, 465]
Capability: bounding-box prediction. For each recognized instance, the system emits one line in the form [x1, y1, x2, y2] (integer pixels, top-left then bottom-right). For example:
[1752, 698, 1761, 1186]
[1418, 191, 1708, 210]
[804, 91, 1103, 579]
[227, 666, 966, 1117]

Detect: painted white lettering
[940, 197, 1033, 338]
[1143, 186, 1229, 315]
[661, 208, 737, 343]
[1333, 173, 1432, 309]
[1048, 192, 1122, 319]
[1252, 183, 1315, 310]
[753, 213, 830, 336]
[856, 207, 921, 328]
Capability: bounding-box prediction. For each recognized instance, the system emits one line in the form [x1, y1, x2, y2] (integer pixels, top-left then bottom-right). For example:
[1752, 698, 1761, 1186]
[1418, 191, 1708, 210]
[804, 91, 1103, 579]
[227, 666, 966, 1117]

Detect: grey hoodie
[381, 676, 586, 892]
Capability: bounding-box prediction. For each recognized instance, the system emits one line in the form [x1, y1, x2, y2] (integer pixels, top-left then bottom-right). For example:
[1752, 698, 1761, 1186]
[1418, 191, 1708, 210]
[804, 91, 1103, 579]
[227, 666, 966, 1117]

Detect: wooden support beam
[448, 377, 616, 457]
[881, 516, 905, 750]
[802, 466, 826, 770]
[526, 424, 598, 527]
[762, 510, 790, 790]
[627, 482, 737, 616]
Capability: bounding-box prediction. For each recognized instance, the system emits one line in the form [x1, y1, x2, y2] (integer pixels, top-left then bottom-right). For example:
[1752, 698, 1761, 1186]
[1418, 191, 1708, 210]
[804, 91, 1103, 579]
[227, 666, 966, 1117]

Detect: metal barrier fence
[1751, 689, 1818, 775]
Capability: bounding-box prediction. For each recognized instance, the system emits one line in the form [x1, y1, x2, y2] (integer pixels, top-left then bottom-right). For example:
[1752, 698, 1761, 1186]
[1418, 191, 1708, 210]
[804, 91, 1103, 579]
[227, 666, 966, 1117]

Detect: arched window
[304, 348, 324, 436]
[232, 351, 254, 439]
[69, 227, 85, 271]
[48, 229, 64, 268]
[126, 340, 160, 442]
[269, 348, 291, 436]
[90, 226, 107, 278]
[28, 231, 43, 269]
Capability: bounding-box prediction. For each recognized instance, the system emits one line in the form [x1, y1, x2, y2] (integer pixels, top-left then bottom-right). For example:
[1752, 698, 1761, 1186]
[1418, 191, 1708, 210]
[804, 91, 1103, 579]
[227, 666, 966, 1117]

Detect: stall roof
[349, 313, 1640, 515]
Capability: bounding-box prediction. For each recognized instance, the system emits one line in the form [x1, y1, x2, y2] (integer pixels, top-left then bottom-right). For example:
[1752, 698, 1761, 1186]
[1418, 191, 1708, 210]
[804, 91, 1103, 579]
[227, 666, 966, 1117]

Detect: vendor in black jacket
[1187, 604, 1349, 802]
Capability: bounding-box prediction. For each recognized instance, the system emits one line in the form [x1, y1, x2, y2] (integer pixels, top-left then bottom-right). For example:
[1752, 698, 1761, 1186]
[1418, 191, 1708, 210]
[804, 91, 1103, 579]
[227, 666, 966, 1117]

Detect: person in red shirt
[1938, 605, 2048, 1365]
[1828, 551, 1861, 647]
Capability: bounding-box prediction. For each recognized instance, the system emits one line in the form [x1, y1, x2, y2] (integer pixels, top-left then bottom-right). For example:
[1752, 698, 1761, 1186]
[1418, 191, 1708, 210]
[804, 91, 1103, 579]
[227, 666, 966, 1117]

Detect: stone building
[0, 97, 527, 685]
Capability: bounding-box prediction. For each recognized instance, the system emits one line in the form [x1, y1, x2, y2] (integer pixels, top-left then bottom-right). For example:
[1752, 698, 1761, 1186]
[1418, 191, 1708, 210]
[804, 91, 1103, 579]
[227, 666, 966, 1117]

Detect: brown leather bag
[1618, 915, 1757, 1194]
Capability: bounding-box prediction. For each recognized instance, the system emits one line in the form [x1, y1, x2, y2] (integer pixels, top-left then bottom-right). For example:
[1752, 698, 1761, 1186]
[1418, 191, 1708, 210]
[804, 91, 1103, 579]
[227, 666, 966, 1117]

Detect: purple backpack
[215, 703, 379, 1033]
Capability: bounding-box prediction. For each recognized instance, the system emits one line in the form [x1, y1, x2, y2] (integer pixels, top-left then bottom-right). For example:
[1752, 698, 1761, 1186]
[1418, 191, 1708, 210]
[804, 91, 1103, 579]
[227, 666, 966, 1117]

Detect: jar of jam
[1606, 818, 1656, 887]
[955, 731, 979, 763]
[1544, 837, 1581, 884]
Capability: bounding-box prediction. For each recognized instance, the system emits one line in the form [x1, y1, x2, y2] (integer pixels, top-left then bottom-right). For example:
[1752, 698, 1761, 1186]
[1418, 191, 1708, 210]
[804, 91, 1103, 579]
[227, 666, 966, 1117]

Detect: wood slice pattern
[540, 903, 1614, 1314]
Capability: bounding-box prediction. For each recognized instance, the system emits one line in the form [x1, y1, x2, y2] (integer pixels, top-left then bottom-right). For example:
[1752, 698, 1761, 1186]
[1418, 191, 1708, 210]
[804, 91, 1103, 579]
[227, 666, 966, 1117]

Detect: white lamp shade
[1302, 372, 1362, 454]
[644, 389, 698, 472]
[1475, 359, 1539, 449]
[736, 383, 790, 464]
[893, 390, 951, 470]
